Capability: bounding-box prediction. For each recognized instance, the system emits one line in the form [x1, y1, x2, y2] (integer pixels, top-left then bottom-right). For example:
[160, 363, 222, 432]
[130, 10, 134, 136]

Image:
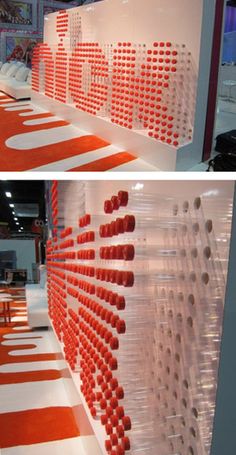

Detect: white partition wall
[31, 0, 217, 171]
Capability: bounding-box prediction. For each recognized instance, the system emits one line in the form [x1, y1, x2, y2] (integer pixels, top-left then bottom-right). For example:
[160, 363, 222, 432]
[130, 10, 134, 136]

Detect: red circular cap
[111, 221, 118, 236]
[121, 436, 130, 450]
[116, 443, 125, 455]
[105, 388, 112, 400]
[123, 244, 135, 261]
[111, 315, 119, 328]
[105, 440, 112, 451]
[116, 245, 123, 260]
[104, 200, 113, 214]
[96, 391, 103, 401]
[116, 295, 126, 310]
[85, 214, 91, 225]
[110, 269, 117, 284]
[101, 414, 108, 425]
[118, 190, 129, 206]
[100, 398, 107, 410]
[110, 397, 118, 409]
[116, 425, 125, 438]
[105, 370, 113, 382]
[123, 271, 134, 287]
[99, 225, 105, 238]
[115, 218, 124, 234]
[109, 357, 118, 370]
[105, 423, 113, 435]
[90, 407, 96, 417]
[115, 386, 124, 399]
[104, 330, 112, 343]
[110, 377, 118, 390]
[110, 414, 119, 427]
[116, 319, 126, 334]
[116, 270, 123, 286]
[109, 292, 117, 306]
[104, 224, 112, 238]
[111, 195, 120, 210]
[124, 215, 135, 233]
[106, 406, 113, 417]
[110, 336, 119, 350]
[116, 406, 124, 419]
[88, 231, 95, 242]
[122, 416, 131, 430]
[110, 433, 118, 446]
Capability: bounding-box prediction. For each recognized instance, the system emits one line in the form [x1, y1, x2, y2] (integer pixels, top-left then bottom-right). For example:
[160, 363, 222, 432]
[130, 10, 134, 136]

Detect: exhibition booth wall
[45, 180, 234, 455]
[31, 0, 217, 171]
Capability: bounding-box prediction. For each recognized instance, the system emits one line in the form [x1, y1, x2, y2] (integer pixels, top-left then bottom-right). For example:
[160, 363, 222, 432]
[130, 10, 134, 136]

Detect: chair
[0, 295, 13, 325]
[0, 271, 13, 289]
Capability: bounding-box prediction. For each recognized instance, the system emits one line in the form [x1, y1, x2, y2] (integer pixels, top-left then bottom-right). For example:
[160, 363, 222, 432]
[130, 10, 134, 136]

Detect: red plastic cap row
[96, 268, 134, 287]
[77, 249, 95, 260]
[100, 244, 135, 261]
[79, 214, 91, 228]
[77, 231, 95, 244]
[99, 215, 135, 238]
[60, 227, 73, 239]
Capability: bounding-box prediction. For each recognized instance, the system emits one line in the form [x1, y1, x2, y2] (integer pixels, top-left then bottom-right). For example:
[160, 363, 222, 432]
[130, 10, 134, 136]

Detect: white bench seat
[25, 284, 50, 328]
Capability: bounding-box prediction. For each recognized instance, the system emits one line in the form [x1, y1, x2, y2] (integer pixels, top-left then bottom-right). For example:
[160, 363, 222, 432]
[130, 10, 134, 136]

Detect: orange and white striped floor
[0, 299, 102, 455]
[0, 92, 157, 172]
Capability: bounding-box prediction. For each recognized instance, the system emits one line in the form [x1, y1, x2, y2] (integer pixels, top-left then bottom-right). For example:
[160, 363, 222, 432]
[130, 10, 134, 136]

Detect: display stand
[32, 0, 217, 170]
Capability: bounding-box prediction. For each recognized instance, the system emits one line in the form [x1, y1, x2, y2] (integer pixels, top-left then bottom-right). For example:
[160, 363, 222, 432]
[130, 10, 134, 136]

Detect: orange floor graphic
[0, 300, 95, 451]
[0, 93, 136, 171]
[69, 151, 137, 171]
[0, 407, 80, 448]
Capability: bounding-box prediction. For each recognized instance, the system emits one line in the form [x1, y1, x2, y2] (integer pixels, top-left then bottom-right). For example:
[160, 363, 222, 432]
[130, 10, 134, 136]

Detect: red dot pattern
[111, 42, 136, 130]
[69, 43, 109, 116]
[33, 21, 196, 148]
[32, 43, 54, 99]
[47, 181, 137, 454]
[56, 10, 69, 38]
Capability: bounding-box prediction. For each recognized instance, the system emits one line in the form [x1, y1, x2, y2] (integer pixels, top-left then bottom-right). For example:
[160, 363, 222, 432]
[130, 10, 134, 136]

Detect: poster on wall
[0, 0, 37, 31]
[1, 32, 42, 68]
[39, 1, 74, 30]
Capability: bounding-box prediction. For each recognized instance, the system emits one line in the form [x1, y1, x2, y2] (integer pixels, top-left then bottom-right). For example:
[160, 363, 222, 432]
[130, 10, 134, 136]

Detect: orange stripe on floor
[0, 93, 136, 171]
[0, 407, 80, 448]
[0, 102, 110, 171]
[68, 151, 136, 171]
[0, 369, 65, 385]
[0, 299, 95, 450]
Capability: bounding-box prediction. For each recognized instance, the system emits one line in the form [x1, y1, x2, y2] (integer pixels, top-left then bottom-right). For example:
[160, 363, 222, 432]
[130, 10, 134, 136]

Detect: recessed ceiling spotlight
[5, 192, 12, 198]
[14, 217, 18, 221]
[9, 203, 14, 208]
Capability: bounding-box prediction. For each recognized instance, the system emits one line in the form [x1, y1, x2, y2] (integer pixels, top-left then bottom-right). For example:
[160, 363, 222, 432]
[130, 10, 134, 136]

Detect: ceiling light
[12, 211, 15, 215]
[9, 203, 14, 208]
[14, 217, 18, 221]
[18, 229, 21, 232]
[5, 192, 12, 198]
[16, 222, 19, 225]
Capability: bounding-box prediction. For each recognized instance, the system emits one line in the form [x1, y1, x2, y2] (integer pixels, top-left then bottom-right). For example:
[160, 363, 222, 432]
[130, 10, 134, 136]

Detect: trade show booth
[29, 0, 217, 171]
